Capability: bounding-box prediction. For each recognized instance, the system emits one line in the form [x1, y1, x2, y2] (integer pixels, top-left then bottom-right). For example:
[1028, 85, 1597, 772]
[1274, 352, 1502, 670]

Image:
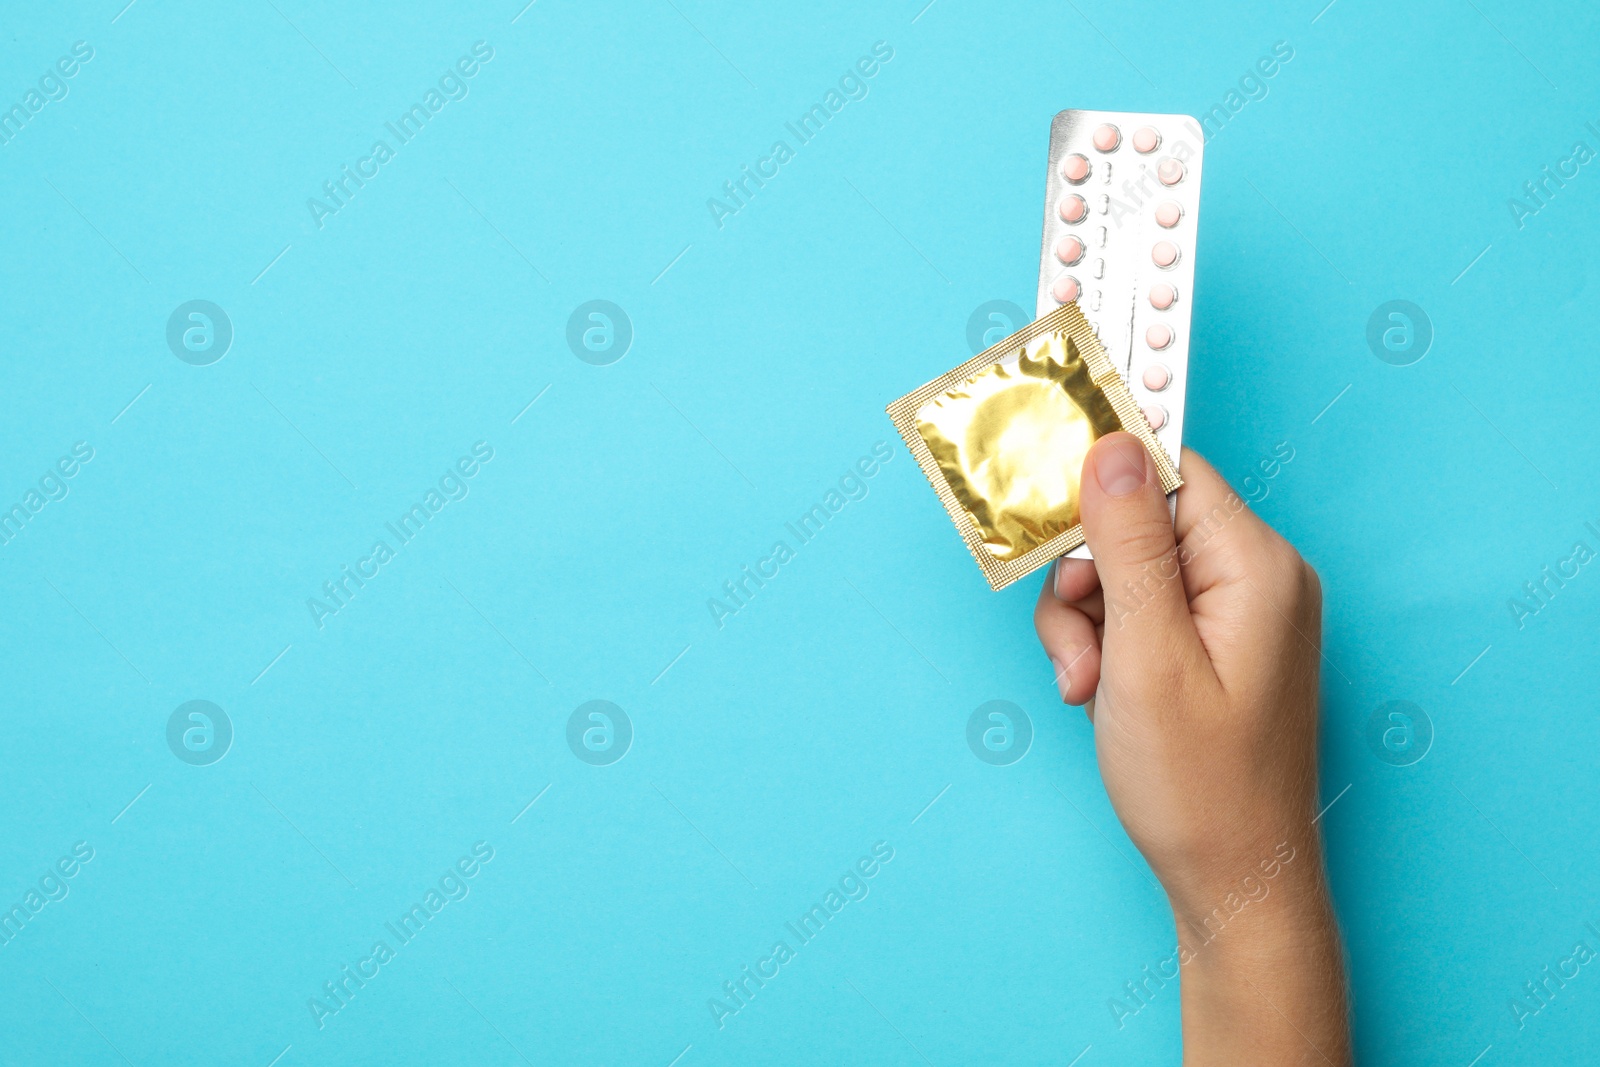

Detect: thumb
[1078, 433, 1202, 656]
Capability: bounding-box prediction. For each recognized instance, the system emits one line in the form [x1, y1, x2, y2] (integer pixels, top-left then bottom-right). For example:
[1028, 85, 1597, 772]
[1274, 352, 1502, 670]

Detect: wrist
[1163, 832, 1316, 941]
[1166, 843, 1350, 1066]
[1173, 868, 1338, 982]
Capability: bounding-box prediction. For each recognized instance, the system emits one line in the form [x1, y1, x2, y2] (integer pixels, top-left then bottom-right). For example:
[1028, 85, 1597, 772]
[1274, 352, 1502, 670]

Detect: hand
[1034, 432, 1349, 1065]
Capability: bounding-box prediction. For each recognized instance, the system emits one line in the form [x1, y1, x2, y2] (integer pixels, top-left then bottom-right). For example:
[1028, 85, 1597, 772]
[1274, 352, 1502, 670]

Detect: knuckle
[1113, 513, 1178, 566]
[1300, 559, 1323, 609]
[1256, 532, 1301, 580]
[1032, 594, 1062, 638]
[1256, 535, 1320, 608]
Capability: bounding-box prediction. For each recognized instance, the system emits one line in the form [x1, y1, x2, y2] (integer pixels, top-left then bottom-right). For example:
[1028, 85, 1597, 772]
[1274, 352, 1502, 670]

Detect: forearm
[1172, 859, 1350, 1066]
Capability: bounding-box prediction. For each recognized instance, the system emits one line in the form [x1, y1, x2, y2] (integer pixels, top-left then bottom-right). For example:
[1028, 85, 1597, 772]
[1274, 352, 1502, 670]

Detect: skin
[1034, 432, 1350, 1065]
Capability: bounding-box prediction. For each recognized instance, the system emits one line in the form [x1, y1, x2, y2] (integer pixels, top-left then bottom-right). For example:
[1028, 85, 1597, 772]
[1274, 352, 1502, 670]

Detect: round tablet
[1051, 275, 1081, 304]
[1149, 283, 1177, 309]
[1152, 241, 1180, 269]
[1132, 126, 1161, 153]
[1155, 201, 1183, 228]
[1142, 364, 1172, 391]
[1092, 124, 1121, 152]
[1157, 158, 1185, 186]
[1058, 195, 1088, 223]
[1146, 324, 1173, 350]
[1059, 153, 1090, 183]
[1143, 404, 1168, 430]
[1054, 235, 1084, 265]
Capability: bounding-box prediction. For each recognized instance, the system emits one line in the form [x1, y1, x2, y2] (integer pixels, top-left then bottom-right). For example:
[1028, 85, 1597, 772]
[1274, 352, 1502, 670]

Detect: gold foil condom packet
[886, 301, 1181, 590]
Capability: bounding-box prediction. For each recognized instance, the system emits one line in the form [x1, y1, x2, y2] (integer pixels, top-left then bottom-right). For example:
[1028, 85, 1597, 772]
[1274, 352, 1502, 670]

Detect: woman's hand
[1034, 432, 1350, 1065]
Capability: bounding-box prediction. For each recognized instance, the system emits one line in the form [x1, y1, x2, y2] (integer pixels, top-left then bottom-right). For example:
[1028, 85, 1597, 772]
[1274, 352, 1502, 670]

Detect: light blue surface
[2, 1, 1597, 1063]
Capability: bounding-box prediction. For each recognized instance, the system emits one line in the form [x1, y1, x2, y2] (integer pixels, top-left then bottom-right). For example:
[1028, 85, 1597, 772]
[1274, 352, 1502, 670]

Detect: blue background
[2, 0, 1597, 1063]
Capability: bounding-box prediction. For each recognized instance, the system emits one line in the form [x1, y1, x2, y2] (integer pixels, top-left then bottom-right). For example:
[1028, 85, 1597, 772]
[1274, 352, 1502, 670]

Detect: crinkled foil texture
[915, 331, 1121, 561]
[886, 300, 1180, 590]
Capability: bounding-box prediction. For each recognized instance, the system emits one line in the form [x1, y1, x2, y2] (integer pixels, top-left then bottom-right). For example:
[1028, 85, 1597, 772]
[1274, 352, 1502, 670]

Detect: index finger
[1052, 555, 1101, 601]
[1173, 447, 1283, 581]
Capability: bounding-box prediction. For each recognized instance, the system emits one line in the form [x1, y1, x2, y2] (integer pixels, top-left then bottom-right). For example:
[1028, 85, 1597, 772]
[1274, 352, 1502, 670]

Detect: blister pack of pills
[1036, 110, 1203, 553]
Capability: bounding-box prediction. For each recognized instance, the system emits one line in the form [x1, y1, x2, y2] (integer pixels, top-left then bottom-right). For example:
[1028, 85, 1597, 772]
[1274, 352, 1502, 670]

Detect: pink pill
[1132, 126, 1161, 153]
[1054, 235, 1084, 265]
[1146, 324, 1173, 350]
[1152, 241, 1180, 268]
[1058, 195, 1088, 223]
[1149, 283, 1177, 309]
[1059, 153, 1090, 183]
[1157, 158, 1185, 186]
[1092, 123, 1120, 152]
[1052, 275, 1081, 304]
[1143, 404, 1168, 431]
[1155, 201, 1182, 228]
[1142, 364, 1172, 391]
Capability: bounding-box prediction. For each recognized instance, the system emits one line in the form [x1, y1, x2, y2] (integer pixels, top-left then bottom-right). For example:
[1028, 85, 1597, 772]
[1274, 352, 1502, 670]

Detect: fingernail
[1051, 559, 1065, 600]
[1050, 657, 1070, 702]
[1093, 440, 1148, 497]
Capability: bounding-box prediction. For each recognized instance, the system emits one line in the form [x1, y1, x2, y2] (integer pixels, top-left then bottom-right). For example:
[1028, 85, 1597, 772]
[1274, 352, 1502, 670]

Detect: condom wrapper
[886, 301, 1181, 591]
